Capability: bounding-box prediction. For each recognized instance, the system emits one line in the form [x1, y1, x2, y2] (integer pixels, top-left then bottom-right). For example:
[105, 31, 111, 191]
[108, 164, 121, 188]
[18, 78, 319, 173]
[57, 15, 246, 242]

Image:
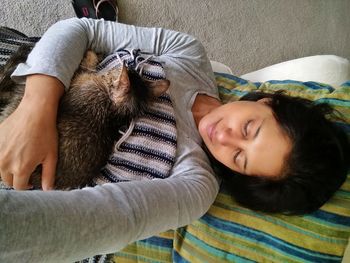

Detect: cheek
[198, 111, 216, 139]
[198, 118, 208, 141]
[204, 142, 235, 171]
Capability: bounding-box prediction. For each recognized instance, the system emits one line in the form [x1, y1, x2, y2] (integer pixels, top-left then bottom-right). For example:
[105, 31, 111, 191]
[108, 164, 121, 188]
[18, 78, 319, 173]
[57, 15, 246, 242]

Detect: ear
[117, 65, 130, 90]
[257, 98, 272, 104]
[80, 50, 99, 70]
[146, 79, 170, 97]
[109, 65, 130, 104]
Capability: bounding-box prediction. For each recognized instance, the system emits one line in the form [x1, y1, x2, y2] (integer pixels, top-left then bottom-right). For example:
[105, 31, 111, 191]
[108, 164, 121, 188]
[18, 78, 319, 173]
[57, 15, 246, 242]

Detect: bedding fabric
[113, 73, 350, 263]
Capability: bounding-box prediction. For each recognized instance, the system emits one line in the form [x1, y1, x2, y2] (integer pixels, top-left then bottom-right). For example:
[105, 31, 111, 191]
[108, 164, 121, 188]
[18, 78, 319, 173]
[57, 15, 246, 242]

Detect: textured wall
[1, 0, 349, 75]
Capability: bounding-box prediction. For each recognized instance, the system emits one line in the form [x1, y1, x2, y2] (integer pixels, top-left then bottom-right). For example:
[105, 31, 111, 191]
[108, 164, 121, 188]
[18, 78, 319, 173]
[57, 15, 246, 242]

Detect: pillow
[114, 73, 350, 263]
[240, 55, 350, 86]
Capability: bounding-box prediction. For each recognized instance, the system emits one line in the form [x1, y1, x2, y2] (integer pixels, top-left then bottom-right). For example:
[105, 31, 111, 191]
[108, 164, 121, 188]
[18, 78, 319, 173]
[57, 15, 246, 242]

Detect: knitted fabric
[0, 27, 39, 69]
[94, 49, 177, 184]
[0, 29, 177, 185]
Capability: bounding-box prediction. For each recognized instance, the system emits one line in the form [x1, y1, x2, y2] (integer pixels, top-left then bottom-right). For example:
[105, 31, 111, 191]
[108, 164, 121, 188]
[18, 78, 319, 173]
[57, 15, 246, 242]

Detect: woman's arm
[0, 18, 219, 262]
[12, 17, 214, 89]
[0, 148, 218, 262]
[0, 74, 64, 190]
[1, 88, 219, 259]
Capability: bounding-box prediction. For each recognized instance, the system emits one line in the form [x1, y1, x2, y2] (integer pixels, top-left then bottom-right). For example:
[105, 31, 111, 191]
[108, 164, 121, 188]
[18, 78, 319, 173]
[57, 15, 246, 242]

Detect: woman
[211, 91, 349, 214]
[0, 18, 348, 261]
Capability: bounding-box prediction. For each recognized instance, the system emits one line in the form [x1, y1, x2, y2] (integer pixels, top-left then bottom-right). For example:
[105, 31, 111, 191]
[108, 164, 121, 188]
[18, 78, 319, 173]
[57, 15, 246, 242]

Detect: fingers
[1, 168, 32, 190]
[1, 163, 55, 190]
[12, 171, 32, 190]
[41, 155, 57, 191]
[0, 82, 61, 191]
[0, 172, 13, 188]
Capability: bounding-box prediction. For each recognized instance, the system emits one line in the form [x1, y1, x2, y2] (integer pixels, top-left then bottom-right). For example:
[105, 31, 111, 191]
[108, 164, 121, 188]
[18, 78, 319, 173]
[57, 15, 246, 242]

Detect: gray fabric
[0, 18, 220, 262]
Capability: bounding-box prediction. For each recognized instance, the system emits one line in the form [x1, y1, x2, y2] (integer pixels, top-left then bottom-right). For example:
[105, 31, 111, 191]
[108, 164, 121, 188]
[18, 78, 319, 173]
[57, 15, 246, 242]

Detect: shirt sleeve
[12, 17, 215, 90]
[1, 18, 220, 262]
[0, 168, 219, 262]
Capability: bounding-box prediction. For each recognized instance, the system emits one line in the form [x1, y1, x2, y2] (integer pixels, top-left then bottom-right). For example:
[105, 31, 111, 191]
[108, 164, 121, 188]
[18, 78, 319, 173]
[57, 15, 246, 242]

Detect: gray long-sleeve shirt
[0, 18, 220, 262]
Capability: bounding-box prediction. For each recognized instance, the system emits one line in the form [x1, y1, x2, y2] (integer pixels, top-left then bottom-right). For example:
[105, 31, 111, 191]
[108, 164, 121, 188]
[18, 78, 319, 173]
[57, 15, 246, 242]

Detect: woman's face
[198, 99, 292, 177]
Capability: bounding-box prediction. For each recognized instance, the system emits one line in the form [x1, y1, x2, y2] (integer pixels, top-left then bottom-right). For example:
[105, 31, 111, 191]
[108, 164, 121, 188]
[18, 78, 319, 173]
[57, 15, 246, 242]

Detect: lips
[207, 121, 218, 142]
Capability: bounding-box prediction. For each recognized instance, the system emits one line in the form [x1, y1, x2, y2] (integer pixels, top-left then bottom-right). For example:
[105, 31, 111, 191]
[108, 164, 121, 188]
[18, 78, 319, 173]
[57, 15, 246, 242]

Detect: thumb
[41, 155, 57, 191]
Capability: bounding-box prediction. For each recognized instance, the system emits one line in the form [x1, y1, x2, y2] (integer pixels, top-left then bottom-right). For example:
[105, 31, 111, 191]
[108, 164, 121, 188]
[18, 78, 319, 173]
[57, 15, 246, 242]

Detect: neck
[192, 94, 222, 127]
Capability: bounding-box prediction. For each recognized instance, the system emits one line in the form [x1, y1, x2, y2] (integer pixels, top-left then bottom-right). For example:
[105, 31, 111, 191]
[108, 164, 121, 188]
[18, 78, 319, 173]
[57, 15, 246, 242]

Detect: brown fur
[0, 47, 169, 189]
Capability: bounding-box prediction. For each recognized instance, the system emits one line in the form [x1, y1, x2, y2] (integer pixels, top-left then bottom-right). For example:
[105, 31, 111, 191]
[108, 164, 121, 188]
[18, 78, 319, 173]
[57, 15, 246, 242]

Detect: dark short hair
[214, 91, 350, 215]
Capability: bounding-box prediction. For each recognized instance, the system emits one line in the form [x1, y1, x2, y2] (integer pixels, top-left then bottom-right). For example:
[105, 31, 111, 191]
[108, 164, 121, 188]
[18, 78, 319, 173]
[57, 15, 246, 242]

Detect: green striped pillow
[113, 74, 350, 262]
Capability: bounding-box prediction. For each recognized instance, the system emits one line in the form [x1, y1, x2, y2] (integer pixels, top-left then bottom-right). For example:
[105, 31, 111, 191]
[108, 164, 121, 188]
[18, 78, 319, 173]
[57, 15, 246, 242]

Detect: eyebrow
[244, 120, 263, 171]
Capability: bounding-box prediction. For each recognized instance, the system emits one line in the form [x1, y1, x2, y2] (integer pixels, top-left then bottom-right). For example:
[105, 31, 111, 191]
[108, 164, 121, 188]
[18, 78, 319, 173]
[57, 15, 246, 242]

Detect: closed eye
[243, 120, 264, 172]
[234, 120, 251, 169]
[234, 149, 241, 164]
[243, 120, 252, 137]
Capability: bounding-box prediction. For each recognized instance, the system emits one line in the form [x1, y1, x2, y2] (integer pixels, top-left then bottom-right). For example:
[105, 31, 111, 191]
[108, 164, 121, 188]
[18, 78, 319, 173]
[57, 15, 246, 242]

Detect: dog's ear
[145, 79, 170, 98]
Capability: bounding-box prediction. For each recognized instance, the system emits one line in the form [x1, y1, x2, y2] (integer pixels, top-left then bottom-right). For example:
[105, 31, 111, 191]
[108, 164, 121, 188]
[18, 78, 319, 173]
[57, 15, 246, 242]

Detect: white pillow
[240, 55, 350, 86]
[210, 60, 233, 74]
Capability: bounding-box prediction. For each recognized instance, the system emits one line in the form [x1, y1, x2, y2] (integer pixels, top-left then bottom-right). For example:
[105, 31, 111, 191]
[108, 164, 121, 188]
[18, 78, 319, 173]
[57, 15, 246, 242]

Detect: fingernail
[43, 186, 54, 191]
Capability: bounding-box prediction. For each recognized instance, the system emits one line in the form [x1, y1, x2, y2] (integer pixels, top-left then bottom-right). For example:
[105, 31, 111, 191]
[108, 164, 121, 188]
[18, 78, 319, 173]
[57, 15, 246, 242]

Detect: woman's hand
[0, 74, 64, 190]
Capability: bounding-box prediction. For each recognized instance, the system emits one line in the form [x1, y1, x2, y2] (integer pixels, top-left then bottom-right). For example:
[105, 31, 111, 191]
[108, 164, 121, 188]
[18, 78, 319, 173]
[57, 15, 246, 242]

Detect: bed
[1, 27, 349, 263]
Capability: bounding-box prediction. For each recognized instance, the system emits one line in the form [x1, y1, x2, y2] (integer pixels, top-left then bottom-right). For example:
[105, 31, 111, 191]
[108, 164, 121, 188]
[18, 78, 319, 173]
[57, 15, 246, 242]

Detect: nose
[215, 125, 249, 150]
[215, 126, 236, 147]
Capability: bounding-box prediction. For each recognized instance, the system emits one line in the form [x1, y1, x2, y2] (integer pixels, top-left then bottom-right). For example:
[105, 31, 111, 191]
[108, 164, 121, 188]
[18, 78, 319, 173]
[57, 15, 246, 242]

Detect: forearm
[0, 74, 63, 190]
[0, 175, 218, 262]
[21, 74, 64, 116]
